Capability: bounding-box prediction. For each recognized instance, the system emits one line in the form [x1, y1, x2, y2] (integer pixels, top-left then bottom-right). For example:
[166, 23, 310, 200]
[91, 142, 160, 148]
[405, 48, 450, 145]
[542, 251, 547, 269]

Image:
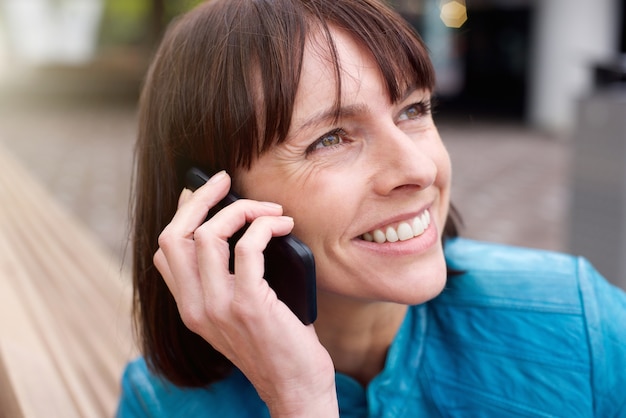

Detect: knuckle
[178, 304, 206, 332]
[179, 300, 229, 333]
[157, 227, 174, 250]
[152, 249, 163, 269]
[233, 239, 255, 258]
[193, 230, 224, 254]
[192, 226, 209, 245]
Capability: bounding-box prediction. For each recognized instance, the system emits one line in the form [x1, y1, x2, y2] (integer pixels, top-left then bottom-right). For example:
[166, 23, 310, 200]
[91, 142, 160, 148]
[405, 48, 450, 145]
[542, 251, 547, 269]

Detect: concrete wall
[569, 89, 626, 290]
[528, 0, 621, 132]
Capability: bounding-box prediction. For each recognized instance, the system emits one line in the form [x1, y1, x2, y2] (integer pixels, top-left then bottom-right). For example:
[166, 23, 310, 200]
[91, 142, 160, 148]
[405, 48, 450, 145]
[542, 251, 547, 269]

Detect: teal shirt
[117, 239, 626, 417]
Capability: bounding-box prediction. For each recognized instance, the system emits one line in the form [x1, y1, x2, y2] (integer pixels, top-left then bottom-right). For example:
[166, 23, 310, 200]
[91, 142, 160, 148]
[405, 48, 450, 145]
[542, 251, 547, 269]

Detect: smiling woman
[117, 0, 626, 417]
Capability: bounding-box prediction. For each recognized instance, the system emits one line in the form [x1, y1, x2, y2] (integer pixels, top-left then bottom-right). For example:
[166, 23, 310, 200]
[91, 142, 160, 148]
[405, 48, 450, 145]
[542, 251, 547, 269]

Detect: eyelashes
[398, 100, 433, 121]
[306, 128, 349, 154]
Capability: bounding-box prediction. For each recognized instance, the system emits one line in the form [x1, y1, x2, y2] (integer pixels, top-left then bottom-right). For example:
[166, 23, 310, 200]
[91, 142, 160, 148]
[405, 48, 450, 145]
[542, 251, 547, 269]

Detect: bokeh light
[439, 0, 467, 28]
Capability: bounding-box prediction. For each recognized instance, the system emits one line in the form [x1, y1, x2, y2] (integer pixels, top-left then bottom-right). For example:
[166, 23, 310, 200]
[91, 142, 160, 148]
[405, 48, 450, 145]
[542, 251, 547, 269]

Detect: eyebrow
[292, 103, 370, 137]
[289, 86, 425, 139]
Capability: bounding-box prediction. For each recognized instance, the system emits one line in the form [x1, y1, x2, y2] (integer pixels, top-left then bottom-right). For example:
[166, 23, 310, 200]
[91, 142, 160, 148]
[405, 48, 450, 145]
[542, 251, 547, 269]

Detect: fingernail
[179, 188, 193, 205]
[279, 216, 294, 223]
[208, 170, 227, 184]
[260, 201, 282, 209]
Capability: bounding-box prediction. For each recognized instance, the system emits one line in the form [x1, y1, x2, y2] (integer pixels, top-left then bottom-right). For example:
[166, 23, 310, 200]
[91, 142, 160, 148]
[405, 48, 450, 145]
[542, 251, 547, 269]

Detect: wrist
[267, 382, 339, 418]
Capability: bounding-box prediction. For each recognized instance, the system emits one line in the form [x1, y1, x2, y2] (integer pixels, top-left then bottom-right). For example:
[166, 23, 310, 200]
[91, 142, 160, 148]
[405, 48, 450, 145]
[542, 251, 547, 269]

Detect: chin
[394, 269, 447, 305]
[385, 252, 449, 305]
[317, 241, 449, 304]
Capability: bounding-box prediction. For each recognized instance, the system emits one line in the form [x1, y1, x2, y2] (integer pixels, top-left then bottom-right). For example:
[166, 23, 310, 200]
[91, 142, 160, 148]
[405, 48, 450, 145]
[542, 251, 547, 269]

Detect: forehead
[302, 27, 377, 82]
[292, 27, 389, 118]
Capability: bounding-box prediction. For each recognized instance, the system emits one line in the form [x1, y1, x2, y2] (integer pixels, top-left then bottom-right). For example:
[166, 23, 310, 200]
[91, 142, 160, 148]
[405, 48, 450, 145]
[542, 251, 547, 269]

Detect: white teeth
[412, 216, 424, 235]
[397, 222, 413, 241]
[385, 226, 399, 243]
[362, 209, 431, 244]
[373, 229, 386, 243]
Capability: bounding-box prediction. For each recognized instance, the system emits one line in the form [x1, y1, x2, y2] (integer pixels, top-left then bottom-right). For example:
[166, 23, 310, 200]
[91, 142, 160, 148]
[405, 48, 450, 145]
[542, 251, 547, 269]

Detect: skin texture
[154, 26, 451, 416]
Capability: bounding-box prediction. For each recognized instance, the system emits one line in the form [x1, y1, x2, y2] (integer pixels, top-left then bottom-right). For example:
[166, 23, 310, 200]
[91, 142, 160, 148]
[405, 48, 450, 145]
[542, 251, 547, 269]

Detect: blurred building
[0, 0, 105, 65]
[393, 0, 626, 132]
[1, 0, 623, 130]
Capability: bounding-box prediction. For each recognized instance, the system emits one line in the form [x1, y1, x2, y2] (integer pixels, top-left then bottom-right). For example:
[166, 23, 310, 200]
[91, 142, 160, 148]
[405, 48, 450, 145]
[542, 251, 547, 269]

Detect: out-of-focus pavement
[0, 68, 571, 265]
[0, 100, 136, 261]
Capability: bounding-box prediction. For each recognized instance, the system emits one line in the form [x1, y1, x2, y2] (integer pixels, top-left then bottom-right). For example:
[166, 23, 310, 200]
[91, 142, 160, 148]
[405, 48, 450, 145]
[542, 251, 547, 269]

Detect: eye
[307, 128, 348, 153]
[397, 100, 432, 122]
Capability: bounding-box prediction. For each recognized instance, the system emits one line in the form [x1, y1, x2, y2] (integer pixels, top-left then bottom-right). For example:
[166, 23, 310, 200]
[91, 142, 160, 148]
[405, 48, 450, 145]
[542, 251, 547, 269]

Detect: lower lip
[352, 221, 439, 256]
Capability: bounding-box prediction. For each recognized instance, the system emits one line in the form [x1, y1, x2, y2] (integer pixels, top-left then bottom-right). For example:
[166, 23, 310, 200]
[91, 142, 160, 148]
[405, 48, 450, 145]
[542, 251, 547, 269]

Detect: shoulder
[442, 237, 626, 317]
[116, 357, 268, 417]
[442, 237, 585, 310]
[444, 237, 578, 280]
[425, 238, 626, 416]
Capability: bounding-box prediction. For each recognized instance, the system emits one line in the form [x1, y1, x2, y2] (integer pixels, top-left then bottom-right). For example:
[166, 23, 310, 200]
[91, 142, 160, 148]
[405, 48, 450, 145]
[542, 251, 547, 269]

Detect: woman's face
[235, 28, 451, 305]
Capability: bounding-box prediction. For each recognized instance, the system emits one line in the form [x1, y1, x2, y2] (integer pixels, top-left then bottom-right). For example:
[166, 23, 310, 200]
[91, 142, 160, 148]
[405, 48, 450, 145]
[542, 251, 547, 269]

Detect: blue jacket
[117, 238, 626, 417]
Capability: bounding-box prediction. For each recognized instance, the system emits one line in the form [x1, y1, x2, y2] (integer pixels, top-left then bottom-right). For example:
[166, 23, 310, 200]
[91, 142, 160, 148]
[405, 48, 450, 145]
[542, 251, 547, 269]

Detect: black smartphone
[185, 167, 317, 324]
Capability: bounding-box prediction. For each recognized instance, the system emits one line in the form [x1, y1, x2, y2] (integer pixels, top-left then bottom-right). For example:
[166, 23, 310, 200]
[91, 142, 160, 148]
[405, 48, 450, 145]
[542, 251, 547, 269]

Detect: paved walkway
[440, 121, 570, 253]
[0, 99, 136, 262]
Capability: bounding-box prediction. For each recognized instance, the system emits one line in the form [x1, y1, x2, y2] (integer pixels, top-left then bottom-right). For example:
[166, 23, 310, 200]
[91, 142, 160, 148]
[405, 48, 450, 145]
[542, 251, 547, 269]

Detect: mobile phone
[185, 167, 317, 324]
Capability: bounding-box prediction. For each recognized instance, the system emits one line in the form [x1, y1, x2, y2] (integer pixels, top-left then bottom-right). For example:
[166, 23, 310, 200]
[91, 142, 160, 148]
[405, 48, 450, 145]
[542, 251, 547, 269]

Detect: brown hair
[132, 0, 458, 387]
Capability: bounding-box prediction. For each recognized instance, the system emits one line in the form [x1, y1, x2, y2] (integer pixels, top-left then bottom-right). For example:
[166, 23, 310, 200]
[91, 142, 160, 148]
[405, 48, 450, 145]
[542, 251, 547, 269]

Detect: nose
[368, 124, 438, 196]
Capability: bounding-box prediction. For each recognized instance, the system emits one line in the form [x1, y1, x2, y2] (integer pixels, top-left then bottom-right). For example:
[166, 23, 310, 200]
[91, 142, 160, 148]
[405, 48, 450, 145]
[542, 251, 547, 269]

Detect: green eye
[308, 128, 348, 153]
[398, 101, 432, 122]
[405, 105, 421, 119]
[321, 134, 342, 147]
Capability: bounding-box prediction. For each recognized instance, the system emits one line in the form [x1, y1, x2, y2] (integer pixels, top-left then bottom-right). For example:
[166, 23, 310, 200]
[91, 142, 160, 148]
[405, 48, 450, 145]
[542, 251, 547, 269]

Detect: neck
[314, 292, 408, 387]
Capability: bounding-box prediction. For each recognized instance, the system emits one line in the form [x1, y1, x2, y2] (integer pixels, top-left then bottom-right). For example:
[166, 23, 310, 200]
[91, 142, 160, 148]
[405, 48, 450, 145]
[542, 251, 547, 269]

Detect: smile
[361, 210, 431, 243]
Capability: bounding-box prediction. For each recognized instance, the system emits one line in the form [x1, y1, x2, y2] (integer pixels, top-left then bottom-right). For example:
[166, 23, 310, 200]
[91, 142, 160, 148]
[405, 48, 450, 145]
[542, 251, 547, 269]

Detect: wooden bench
[0, 144, 136, 417]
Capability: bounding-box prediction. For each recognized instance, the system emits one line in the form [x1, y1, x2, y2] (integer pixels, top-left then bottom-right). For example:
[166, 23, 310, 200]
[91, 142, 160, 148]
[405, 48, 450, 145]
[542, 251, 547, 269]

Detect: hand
[153, 171, 338, 417]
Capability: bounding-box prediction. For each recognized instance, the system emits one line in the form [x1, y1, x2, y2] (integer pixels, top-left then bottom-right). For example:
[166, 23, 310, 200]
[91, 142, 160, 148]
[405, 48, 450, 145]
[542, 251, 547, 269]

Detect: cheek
[237, 164, 356, 247]
[285, 180, 355, 245]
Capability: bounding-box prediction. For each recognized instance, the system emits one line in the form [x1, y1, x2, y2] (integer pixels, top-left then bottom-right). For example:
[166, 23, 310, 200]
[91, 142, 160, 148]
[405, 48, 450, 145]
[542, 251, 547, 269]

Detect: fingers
[164, 171, 231, 241]
[155, 170, 293, 332]
[157, 172, 235, 296]
[155, 172, 231, 326]
[178, 187, 193, 208]
[192, 209, 293, 311]
[231, 215, 294, 298]
[153, 248, 181, 302]
[193, 214, 295, 322]
[151, 173, 335, 405]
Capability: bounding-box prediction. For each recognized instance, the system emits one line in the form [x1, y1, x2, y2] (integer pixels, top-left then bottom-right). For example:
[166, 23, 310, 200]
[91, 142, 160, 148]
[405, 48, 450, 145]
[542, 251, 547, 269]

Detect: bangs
[252, 0, 435, 155]
[157, 0, 434, 171]
[321, 0, 435, 102]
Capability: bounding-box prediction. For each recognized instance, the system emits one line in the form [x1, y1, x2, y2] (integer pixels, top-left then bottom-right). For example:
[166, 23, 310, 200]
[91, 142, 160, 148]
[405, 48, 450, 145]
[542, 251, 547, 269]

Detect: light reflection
[439, 0, 467, 28]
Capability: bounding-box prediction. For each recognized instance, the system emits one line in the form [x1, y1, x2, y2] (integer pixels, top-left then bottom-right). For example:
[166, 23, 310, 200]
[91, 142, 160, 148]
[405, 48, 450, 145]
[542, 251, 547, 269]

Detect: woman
[117, 0, 626, 416]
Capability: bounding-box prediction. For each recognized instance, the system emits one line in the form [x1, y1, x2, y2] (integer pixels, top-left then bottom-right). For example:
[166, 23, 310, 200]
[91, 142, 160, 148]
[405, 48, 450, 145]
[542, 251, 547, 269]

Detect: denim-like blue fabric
[117, 238, 626, 417]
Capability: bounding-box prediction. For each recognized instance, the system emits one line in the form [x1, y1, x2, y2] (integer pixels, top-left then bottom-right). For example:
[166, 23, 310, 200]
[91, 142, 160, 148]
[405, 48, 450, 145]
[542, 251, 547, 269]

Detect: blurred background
[0, 0, 624, 288]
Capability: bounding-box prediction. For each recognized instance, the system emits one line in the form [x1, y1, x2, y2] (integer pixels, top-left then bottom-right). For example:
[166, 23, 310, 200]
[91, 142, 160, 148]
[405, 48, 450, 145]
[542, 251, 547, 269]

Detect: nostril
[394, 184, 423, 192]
